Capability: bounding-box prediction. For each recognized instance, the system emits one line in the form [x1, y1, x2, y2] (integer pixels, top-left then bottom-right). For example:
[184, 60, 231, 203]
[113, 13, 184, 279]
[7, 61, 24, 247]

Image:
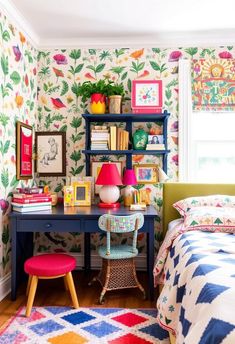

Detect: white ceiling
[2, 0, 235, 47]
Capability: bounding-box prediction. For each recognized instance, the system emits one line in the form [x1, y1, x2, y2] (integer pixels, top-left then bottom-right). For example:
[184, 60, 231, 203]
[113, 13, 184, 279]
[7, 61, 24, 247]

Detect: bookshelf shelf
[82, 111, 170, 175]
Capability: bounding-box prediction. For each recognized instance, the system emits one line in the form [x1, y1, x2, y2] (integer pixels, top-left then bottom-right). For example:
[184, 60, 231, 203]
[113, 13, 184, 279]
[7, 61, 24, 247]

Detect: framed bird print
[35, 131, 66, 176]
[131, 80, 163, 113]
[16, 121, 33, 180]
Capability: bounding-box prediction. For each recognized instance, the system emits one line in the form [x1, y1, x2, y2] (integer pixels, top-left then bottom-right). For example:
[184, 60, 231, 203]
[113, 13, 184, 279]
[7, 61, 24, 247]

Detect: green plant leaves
[0, 140, 10, 155]
[1, 168, 9, 189]
[10, 71, 21, 85]
[69, 49, 81, 60]
[60, 80, 69, 96]
[1, 55, 9, 75]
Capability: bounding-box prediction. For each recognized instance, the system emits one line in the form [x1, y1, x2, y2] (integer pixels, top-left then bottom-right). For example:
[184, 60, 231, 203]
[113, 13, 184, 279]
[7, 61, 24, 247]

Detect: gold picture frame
[72, 181, 91, 206]
[134, 164, 158, 184]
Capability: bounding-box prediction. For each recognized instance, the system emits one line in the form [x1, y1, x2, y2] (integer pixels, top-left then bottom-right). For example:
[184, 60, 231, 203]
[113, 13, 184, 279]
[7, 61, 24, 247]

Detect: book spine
[12, 197, 52, 204]
[13, 193, 49, 199]
[12, 202, 52, 207]
[13, 206, 51, 213]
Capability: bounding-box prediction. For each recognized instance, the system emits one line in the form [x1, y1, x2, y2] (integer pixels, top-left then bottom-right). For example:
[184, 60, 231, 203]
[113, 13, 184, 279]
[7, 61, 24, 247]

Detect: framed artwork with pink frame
[131, 80, 163, 113]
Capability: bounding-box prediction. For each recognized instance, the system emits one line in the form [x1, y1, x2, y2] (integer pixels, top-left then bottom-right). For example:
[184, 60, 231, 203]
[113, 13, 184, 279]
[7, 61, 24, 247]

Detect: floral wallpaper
[0, 11, 37, 278]
[1, 7, 235, 277]
[35, 46, 235, 256]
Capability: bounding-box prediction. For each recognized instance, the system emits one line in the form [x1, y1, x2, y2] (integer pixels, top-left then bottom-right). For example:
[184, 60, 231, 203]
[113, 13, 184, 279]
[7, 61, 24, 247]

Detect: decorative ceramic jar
[133, 128, 148, 150]
[90, 93, 106, 114]
[109, 95, 122, 114]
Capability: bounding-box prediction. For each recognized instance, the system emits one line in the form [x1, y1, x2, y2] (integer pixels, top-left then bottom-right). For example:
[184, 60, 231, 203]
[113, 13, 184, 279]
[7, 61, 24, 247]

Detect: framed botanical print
[16, 121, 33, 180]
[35, 131, 66, 176]
[91, 161, 123, 194]
[133, 164, 158, 184]
[131, 80, 163, 113]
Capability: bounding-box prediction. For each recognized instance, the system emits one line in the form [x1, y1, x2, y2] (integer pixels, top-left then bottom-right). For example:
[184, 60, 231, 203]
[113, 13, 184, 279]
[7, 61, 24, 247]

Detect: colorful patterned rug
[0, 307, 170, 344]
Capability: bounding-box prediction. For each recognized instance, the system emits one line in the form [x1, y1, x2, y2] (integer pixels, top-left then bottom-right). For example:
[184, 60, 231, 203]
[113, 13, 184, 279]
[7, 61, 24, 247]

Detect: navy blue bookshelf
[82, 111, 170, 175]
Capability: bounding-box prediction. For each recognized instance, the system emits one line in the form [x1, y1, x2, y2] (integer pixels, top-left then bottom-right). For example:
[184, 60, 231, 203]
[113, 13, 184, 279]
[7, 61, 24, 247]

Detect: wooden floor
[0, 271, 157, 329]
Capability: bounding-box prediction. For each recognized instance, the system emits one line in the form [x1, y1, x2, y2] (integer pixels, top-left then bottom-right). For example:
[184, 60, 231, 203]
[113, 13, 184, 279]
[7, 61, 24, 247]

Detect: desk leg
[147, 219, 155, 301]
[10, 218, 17, 301]
[11, 227, 34, 301]
[84, 233, 91, 271]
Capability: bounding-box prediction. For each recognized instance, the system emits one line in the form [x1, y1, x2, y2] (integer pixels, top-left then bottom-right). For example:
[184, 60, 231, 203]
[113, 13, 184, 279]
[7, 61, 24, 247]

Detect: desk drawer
[18, 219, 80, 232]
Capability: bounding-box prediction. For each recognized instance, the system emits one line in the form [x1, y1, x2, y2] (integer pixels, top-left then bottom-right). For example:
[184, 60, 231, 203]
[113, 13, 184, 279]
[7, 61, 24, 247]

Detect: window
[179, 59, 235, 182]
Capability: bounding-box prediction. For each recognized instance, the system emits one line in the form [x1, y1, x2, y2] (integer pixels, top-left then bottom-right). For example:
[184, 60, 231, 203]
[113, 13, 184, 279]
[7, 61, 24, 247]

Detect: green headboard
[163, 183, 235, 236]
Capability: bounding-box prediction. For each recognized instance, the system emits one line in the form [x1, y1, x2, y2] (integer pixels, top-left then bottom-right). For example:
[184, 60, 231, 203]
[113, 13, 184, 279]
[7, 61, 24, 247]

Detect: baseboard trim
[71, 253, 147, 271]
[0, 273, 11, 301]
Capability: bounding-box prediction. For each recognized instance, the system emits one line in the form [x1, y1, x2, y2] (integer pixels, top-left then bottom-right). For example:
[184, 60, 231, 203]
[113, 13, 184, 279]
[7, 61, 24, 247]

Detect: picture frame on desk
[131, 80, 162, 113]
[91, 161, 123, 194]
[72, 181, 91, 206]
[134, 164, 158, 184]
[16, 121, 33, 180]
[35, 131, 66, 177]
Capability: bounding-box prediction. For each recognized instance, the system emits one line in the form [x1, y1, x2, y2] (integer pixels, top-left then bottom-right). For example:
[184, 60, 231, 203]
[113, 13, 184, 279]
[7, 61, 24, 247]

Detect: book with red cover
[13, 193, 49, 199]
[12, 197, 52, 204]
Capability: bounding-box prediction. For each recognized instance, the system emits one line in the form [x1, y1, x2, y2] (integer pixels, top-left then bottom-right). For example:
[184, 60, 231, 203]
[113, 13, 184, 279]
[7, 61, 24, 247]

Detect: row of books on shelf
[91, 125, 129, 151]
[12, 190, 52, 212]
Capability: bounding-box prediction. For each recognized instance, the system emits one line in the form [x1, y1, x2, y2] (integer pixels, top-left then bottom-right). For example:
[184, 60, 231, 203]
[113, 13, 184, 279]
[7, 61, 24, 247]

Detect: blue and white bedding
[153, 219, 235, 344]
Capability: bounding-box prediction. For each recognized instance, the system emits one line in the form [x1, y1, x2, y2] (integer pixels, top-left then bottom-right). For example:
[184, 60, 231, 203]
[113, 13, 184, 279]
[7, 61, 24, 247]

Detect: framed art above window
[16, 121, 33, 180]
[35, 131, 66, 177]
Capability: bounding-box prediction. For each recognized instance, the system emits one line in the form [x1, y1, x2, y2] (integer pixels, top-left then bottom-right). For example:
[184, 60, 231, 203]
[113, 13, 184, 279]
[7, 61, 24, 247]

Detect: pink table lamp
[122, 169, 137, 207]
[95, 163, 123, 208]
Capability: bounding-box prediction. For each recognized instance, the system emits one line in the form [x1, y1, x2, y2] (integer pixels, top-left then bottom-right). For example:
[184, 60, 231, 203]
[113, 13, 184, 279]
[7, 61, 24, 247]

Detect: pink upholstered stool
[24, 253, 79, 317]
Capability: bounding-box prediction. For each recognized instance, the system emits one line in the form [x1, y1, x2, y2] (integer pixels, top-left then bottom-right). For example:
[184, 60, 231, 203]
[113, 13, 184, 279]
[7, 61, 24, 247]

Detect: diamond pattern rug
[0, 307, 170, 344]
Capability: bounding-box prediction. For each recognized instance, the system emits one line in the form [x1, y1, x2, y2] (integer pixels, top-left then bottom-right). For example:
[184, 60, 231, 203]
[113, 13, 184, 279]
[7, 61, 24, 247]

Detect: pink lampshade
[122, 169, 137, 185]
[95, 163, 123, 185]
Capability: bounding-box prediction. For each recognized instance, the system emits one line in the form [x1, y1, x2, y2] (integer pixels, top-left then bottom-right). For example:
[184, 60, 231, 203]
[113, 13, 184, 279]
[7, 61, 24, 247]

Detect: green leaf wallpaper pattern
[1, 8, 235, 278]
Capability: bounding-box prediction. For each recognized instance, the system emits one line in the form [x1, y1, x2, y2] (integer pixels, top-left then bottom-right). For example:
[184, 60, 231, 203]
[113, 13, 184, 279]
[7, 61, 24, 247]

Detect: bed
[154, 183, 235, 344]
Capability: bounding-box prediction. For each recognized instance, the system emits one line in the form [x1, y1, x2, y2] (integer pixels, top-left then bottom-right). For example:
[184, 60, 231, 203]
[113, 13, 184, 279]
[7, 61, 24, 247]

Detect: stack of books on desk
[12, 192, 52, 212]
[91, 126, 109, 150]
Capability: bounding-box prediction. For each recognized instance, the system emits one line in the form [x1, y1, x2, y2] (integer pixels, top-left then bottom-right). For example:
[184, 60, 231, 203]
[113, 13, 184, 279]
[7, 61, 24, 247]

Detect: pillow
[184, 206, 235, 233]
[173, 195, 235, 217]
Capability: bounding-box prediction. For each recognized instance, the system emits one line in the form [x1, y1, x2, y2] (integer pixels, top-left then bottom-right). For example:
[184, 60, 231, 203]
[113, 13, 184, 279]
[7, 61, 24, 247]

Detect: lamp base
[98, 202, 120, 208]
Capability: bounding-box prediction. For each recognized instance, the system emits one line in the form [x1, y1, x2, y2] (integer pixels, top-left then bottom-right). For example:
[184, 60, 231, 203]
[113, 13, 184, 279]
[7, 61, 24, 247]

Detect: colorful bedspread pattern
[153, 220, 235, 343]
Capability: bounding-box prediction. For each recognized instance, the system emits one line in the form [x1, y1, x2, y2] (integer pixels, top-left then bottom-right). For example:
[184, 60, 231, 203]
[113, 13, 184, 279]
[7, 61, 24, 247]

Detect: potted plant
[107, 83, 125, 114]
[77, 80, 112, 114]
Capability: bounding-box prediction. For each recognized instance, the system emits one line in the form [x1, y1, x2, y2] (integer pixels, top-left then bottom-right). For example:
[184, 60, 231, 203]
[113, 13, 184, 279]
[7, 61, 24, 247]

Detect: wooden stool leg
[26, 275, 32, 296]
[25, 275, 38, 317]
[64, 276, 68, 290]
[65, 272, 79, 309]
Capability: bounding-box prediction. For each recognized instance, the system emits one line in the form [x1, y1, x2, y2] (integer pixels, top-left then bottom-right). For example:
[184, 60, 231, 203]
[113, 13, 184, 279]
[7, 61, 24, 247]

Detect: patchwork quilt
[153, 219, 235, 344]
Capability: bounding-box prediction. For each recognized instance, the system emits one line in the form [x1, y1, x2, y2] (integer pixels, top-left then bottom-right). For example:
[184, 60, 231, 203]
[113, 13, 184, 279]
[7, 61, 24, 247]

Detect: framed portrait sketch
[91, 161, 123, 194]
[133, 164, 158, 184]
[131, 80, 163, 113]
[35, 131, 66, 176]
[16, 121, 33, 180]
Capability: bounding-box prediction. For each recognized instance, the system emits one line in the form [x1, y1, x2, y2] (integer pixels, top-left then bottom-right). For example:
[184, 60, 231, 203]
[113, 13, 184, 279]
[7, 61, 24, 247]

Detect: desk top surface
[9, 204, 158, 219]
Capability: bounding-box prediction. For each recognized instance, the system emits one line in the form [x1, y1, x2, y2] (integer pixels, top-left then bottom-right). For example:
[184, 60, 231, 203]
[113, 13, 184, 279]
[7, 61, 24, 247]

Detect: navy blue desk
[9, 205, 157, 301]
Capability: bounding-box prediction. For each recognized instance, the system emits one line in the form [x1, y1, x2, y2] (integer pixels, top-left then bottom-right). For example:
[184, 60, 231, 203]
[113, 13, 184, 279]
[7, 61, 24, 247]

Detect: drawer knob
[45, 223, 52, 228]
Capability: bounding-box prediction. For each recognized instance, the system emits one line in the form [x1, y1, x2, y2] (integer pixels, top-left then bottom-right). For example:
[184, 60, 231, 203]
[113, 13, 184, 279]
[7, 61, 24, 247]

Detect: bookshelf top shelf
[82, 149, 170, 155]
[82, 112, 170, 122]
